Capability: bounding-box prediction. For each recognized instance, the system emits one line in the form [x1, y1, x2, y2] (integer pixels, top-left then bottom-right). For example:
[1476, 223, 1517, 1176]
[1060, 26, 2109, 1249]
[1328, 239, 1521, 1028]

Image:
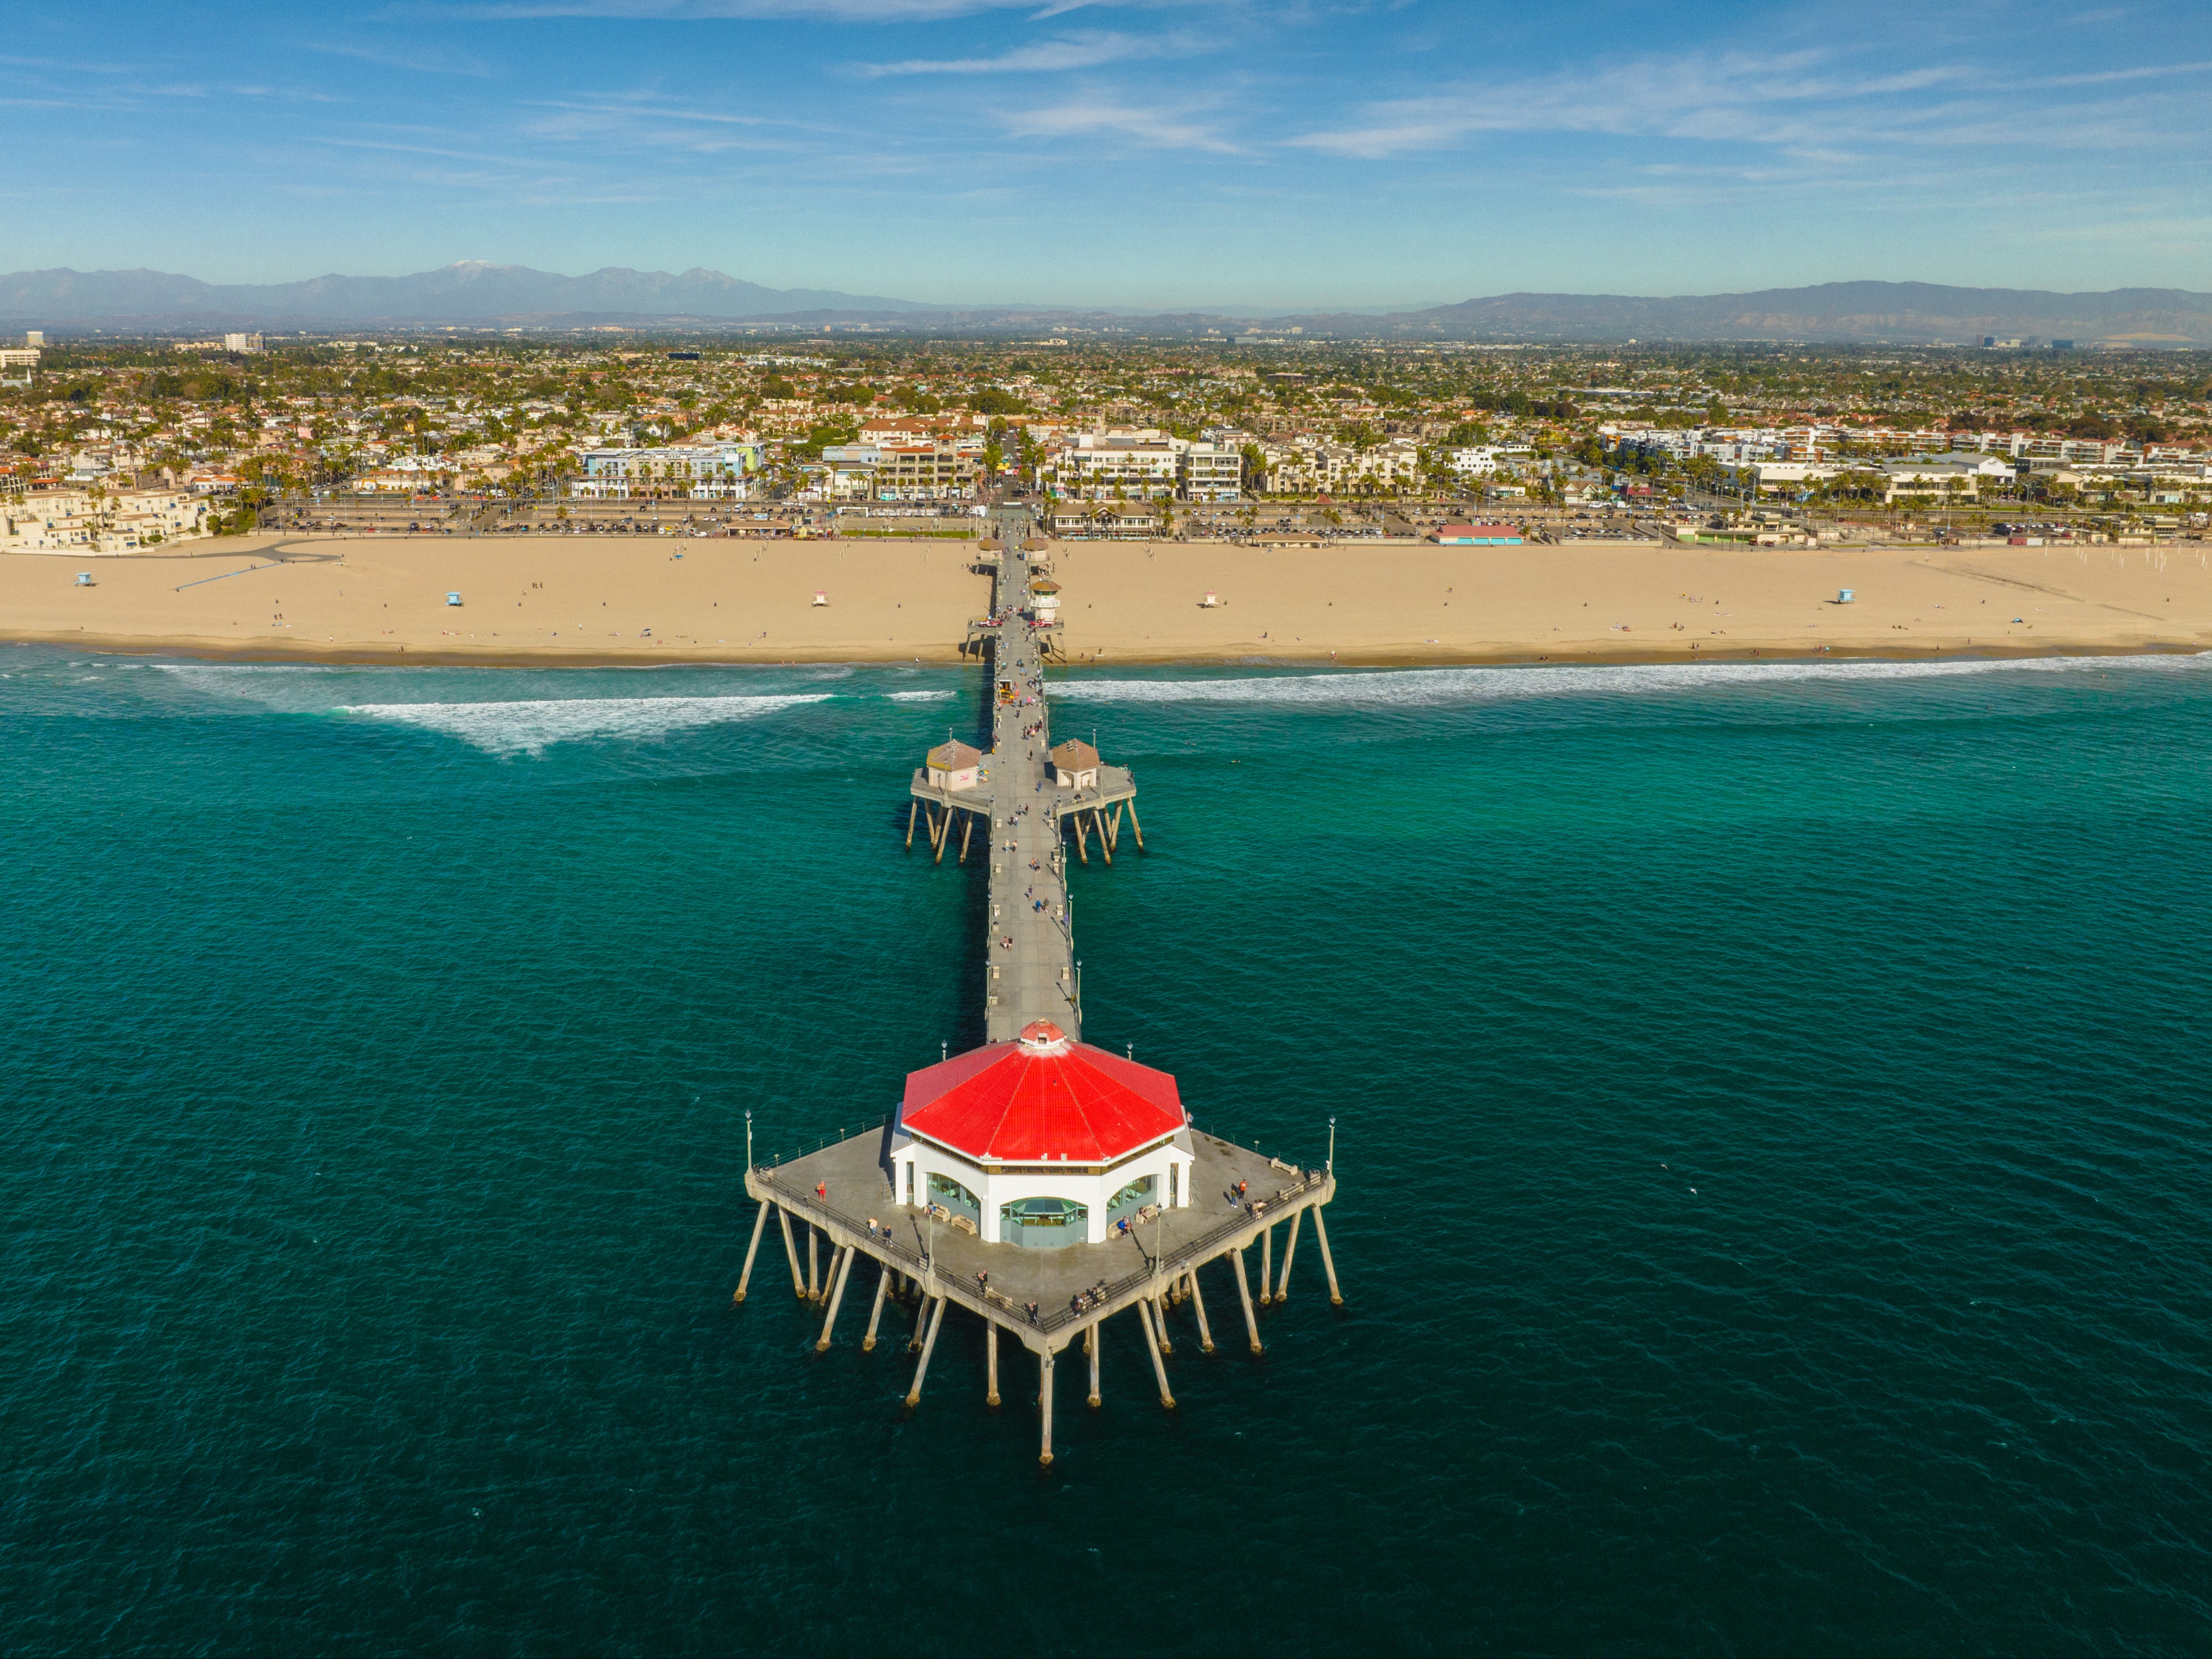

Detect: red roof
[900, 1020, 1185, 1163]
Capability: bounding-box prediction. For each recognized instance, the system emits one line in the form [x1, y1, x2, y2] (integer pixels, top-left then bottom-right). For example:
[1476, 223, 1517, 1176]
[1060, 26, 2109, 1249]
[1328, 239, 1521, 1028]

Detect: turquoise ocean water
[3, 642, 2210, 1655]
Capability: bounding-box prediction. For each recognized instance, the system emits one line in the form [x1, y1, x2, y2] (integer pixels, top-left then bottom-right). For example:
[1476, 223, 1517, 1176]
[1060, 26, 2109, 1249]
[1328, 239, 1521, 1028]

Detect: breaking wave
[337, 693, 832, 756]
[1048, 653, 2212, 708]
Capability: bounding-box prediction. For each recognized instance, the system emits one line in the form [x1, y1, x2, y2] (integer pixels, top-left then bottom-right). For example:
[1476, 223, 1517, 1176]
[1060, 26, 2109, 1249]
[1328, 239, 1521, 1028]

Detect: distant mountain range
[0, 262, 937, 326]
[1358, 282, 2212, 345]
[3, 265, 2209, 344]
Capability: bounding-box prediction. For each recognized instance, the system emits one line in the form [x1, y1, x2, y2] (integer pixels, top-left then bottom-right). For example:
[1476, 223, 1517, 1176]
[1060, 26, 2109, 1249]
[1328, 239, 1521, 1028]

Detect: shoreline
[10, 633, 2205, 673]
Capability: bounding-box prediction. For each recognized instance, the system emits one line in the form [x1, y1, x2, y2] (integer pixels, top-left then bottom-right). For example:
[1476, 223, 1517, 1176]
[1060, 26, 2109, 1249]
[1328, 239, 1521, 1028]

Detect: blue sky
[5, 0, 2210, 308]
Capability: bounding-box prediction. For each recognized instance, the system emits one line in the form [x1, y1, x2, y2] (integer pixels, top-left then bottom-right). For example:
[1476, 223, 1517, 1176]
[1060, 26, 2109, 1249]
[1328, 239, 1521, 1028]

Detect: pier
[741, 505, 1342, 1465]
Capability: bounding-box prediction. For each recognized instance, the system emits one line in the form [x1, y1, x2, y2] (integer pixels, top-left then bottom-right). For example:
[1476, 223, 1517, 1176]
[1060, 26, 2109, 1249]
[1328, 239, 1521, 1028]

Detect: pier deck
[745, 1128, 1333, 1356]
[974, 513, 1082, 1041]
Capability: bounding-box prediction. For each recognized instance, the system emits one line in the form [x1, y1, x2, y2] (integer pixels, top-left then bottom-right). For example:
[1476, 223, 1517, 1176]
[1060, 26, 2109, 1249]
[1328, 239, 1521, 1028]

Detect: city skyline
[4, 0, 2210, 309]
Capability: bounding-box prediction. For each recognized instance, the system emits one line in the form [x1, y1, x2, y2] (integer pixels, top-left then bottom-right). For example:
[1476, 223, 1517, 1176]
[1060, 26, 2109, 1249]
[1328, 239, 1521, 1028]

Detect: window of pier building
[1106, 1174, 1156, 1231]
[1000, 1196, 1087, 1249]
[928, 1172, 982, 1225]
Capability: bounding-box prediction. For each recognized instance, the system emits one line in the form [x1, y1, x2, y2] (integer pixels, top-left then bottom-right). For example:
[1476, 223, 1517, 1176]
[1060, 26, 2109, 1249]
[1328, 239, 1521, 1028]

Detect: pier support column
[1039, 1351, 1056, 1467]
[1088, 1321, 1102, 1407]
[1187, 1268, 1215, 1354]
[1276, 1208, 1303, 1303]
[1232, 1248, 1263, 1354]
[1313, 1204, 1344, 1306]
[905, 800, 918, 850]
[1127, 799, 1145, 852]
[958, 812, 974, 865]
[815, 1246, 855, 1350]
[986, 1323, 1000, 1408]
[1072, 817, 1089, 865]
[1136, 1299, 1176, 1409]
[778, 1207, 805, 1299]
[905, 1295, 948, 1407]
[734, 1198, 771, 1304]
[1095, 809, 1112, 866]
[862, 1259, 892, 1351]
[1151, 1297, 1173, 1356]
[932, 808, 950, 866]
[807, 1226, 821, 1301]
[1259, 1224, 1274, 1306]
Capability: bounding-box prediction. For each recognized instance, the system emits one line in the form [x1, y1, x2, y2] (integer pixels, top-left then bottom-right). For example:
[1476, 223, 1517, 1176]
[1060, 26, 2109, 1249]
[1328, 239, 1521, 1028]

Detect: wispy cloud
[1286, 48, 2205, 159]
[848, 29, 1201, 77]
[1001, 96, 1241, 151]
[302, 40, 498, 78]
[402, 0, 1045, 20]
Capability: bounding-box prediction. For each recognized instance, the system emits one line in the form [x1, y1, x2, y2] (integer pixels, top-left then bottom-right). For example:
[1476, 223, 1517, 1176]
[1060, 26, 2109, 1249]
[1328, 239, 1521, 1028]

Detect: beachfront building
[925, 739, 983, 791]
[1429, 522, 1524, 545]
[1046, 432, 1180, 498]
[1880, 460, 1992, 504]
[1028, 577, 1061, 621]
[888, 1020, 1196, 1247]
[1177, 441, 1244, 502]
[817, 440, 979, 502]
[1, 485, 210, 551]
[571, 441, 761, 500]
[1048, 505, 1160, 538]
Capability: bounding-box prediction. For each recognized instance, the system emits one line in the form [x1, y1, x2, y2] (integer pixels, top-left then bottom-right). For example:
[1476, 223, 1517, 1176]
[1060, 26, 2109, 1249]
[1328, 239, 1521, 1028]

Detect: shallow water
[3, 643, 2209, 1655]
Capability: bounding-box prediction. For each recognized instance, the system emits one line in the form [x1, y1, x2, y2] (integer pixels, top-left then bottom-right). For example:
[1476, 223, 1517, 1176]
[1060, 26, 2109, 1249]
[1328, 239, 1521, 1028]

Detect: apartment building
[1255, 435, 1421, 494]
[1, 486, 209, 551]
[816, 439, 979, 502]
[1047, 432, 1180, 495]
[1177, 441, 1243, 502]
[572, 441, 762, 500]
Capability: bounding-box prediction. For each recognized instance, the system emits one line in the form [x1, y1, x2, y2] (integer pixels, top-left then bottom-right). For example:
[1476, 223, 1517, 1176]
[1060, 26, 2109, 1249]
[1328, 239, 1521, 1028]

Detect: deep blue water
[3, 644, 2210, 1656]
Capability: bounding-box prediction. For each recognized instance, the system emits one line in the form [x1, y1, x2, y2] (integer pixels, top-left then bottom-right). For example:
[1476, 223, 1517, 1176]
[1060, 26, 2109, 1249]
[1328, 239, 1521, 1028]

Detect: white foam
[1048, 653, 2212, 709]
[337, 693, 831, 756]
[888, 689, 956, 702]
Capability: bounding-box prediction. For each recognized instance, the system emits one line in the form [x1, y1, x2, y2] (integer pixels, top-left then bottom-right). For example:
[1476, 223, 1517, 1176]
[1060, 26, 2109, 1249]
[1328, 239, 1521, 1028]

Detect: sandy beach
[4, 532, 2208, 666]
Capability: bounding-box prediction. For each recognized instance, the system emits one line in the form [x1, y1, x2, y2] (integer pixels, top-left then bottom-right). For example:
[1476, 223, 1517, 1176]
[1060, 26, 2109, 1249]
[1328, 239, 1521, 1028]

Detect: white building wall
[897, 1135, 1194, 1245]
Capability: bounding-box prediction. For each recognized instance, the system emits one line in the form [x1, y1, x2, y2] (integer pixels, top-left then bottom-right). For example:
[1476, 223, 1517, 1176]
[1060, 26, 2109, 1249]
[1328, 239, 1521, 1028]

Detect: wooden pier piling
[1313, 1204, 1343, 1305]
[906, 1294, 948, 1406]
[1039, 1351, 1056, 1466]
[734, 1198, 771, 1303]
[1276, 1208, 1302, 1303]
[1137, 1298, 1176, 1409]
[1188, 1267, 1214, 1353]
[1259, 1223, 1273, 1306]
[1088, 1321, 1103, 1407]
[1233, 1246, 1263, 1354]
[815, 1245, 855, 1350]
[986, 1323, 1000, 1407]
[862, 1259, 891, 1350]
[779, 1206, 804, 1299]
